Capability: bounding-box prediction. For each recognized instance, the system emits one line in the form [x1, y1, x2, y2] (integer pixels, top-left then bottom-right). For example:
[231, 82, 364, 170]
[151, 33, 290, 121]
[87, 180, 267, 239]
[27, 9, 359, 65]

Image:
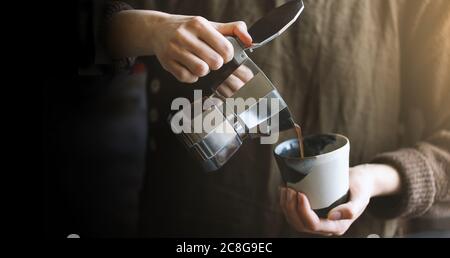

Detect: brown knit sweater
[104, 0, 450, 237]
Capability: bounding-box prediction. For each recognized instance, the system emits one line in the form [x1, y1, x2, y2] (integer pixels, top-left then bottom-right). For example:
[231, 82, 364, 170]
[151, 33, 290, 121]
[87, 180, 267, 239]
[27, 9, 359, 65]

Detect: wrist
[141, 10, 171, 55]
[366, 164, 402, 198]
[350, 164, 401, 198]
[350, 164, 377, 198]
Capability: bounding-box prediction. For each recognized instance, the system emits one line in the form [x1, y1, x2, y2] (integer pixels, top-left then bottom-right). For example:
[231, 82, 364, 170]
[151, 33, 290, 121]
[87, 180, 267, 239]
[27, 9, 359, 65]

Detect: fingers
[328, 186, 369, 222]
[188, 17, 235, 63]
[175, 30, 224, 70]
[329, 203, 356, 221]
[279, 169, 374, 236]
[279, 189, 354, 236]
[284, 189, 307, 232]
[315, 218, 350, 236]
[161, 16, 252, 83]
[161, 59, 198, 83]
[280, 188, 334, 236]
[169, 42, 209, 77]
[213, 21, 253, 47]
[298, 193, 353, 236]
[295, 192, 321, 231]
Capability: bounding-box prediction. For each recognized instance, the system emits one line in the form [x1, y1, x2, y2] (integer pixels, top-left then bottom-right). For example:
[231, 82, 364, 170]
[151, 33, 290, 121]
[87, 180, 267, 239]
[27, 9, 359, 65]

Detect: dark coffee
[293, 123, 305, 159]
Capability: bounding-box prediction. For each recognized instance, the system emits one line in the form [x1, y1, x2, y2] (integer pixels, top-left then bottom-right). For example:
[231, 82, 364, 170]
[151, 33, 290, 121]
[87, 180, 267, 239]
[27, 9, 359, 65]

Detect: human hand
[279, 164, 401, 236]
[150, 13, 252, 83]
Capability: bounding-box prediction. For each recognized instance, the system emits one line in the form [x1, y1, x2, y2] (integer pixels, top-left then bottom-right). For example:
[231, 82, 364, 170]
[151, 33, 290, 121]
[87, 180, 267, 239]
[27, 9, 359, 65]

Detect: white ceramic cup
[274, 134, 350, 217]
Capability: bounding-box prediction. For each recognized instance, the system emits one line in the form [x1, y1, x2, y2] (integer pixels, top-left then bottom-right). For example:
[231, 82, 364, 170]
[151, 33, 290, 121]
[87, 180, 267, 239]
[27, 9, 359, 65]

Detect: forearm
[108, 10, 169, 58]
[368, 131, 450, 219]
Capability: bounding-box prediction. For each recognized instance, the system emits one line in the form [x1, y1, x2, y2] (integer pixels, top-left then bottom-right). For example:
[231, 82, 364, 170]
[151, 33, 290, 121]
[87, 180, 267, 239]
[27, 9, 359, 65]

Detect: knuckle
[209, 55, 223, 70]
[192, 16, 206, 23]
[193, 62, 209, 77]
[167, 42, 178, 54]
[222, 41, 234, 62]
[160, 62, 170, 73]
[179, 72, 190, 83]
[180, 71, 197, 83]
[189, 16, 207, 29]
[236, 21, 247, 29]
[174, 28, 186, 41]
[168, 67, 183, 82]
[173, 68, 185, 81]
[174, 72, 184, 82]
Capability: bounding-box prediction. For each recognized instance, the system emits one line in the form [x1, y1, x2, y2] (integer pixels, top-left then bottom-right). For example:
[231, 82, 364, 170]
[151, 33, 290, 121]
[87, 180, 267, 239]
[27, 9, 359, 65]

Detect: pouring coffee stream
[287, 117, 305, 159]
[294, 122, 305, 159]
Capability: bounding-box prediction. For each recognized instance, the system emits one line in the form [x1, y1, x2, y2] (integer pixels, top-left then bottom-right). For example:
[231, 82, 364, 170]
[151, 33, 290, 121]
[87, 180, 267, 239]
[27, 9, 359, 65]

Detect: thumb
[328, 193, 369, 221]
[212, 21, 253, 47]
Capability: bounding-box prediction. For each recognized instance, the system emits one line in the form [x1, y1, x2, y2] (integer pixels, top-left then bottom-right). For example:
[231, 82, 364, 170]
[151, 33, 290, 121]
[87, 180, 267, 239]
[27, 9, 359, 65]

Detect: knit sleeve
[96, 1, 135, 70]
[368, 147, 435, 218]
[104, 1, 133, 20]
[367, 0, 450, 219]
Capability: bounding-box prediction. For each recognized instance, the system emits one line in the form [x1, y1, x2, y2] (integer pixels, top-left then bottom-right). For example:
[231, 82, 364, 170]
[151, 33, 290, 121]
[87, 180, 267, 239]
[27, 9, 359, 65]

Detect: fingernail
[297, 193, 302, 204]
[329, 211, 342, 221]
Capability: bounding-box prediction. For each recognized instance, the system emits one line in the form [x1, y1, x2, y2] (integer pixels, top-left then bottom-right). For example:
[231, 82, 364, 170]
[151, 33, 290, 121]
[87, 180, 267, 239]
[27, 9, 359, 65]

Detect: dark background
[43, 1, 147, 237]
